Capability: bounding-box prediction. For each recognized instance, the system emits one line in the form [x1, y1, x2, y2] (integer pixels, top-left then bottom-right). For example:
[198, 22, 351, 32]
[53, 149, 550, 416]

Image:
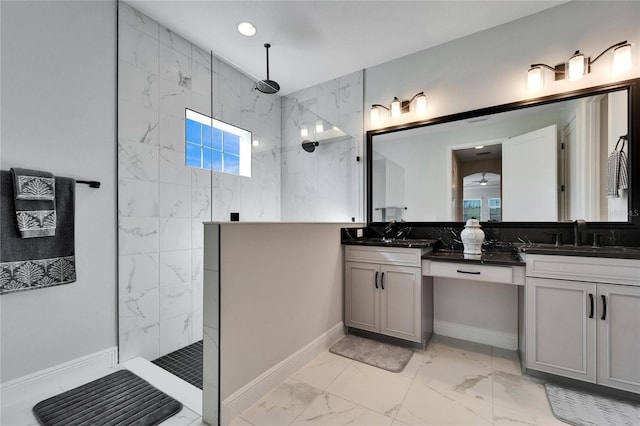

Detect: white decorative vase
[461, 218, 484, 255]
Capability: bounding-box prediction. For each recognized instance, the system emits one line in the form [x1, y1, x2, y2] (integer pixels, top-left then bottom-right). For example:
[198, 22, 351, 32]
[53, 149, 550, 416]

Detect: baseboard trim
[0, 347, 118, 408]
[434, 320, 517, 350]
[220, 322, 345, 426]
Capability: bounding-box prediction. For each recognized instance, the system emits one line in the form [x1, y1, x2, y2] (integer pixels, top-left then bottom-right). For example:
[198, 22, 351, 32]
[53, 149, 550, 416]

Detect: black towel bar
[76, 180, 101, 188]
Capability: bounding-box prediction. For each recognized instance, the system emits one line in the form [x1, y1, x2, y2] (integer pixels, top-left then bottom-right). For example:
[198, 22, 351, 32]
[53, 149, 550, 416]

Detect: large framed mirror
[366, 78, 640, 227]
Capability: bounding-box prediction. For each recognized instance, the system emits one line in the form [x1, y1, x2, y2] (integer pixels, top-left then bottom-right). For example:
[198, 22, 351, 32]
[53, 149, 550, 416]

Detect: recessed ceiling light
[237, 22, 256, 37]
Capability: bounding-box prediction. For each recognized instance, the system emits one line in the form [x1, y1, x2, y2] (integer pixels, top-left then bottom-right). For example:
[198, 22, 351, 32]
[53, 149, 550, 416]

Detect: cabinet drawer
[429, 261, 514, 284]
[526, 255, 640, 286]
[344, 245, 422, 267]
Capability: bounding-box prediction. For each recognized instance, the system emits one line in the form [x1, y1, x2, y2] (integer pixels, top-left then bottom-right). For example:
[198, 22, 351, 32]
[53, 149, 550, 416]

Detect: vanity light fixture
[370, 92, 428, 123]
[527, 41, 632, 91]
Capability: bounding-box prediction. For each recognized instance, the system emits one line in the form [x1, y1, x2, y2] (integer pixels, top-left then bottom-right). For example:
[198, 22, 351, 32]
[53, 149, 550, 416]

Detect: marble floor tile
[240, 379, 324, 426]
[394, 379, 492, 426]
[416, 344, 494, 409]
[325, 361, 413, 418]
[426, 335, 493, 372]
[492, 370, 560, 424]
[492, 346, 523, 376]
[292, 351, 352, 391]
[291, 392, 394, 426]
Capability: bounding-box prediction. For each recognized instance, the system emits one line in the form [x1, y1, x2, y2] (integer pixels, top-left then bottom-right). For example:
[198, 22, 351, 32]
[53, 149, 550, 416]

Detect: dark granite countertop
[517, 243, 640, 260]
[421, 249, 525, 266]
[341, 233, 640, 262]
[342, 237, 437, 249]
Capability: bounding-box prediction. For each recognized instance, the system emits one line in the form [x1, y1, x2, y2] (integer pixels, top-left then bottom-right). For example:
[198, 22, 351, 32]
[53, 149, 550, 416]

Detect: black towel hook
[614, 134, 627, 152]
[76, 180, 101, 188]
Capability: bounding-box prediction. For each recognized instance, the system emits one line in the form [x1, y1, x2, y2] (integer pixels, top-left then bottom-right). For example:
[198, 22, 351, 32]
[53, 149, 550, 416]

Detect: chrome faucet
[573, 219, 587, 246]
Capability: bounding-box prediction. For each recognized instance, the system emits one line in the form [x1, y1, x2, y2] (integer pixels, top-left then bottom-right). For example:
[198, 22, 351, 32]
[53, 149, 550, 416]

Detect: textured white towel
[606, 145, 628, 198]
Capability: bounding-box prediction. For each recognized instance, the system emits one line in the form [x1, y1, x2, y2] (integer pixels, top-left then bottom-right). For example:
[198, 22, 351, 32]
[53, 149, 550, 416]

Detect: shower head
[302, 140, 319, 153]
[256, 43, 280, 94]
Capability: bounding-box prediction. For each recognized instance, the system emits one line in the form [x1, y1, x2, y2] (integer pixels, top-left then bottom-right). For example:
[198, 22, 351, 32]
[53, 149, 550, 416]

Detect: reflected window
[489, 198, 501, 221]
[463, 199, 481, 221]
[185, 109, 252, 177]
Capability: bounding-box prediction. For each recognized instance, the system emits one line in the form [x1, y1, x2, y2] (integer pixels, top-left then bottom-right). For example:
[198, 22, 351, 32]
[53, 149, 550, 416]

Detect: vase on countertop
[461, 218, 484, 255]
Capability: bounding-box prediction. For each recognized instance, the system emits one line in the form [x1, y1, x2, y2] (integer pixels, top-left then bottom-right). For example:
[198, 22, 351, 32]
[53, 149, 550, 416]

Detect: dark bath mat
[329, 334, 414, 373]
[32, 369, 182, 426]
[152, 340, 203, 390]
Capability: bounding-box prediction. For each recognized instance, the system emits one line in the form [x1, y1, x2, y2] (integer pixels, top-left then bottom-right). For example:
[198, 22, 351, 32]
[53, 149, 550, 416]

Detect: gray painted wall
[364, 1, 640, 346]
[0, 0, 117, 382]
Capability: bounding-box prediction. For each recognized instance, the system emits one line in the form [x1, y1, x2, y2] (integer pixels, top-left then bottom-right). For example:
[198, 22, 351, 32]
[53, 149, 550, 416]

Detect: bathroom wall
[117, 2, 281, 362]
[363, 1, 640, 347]
[0, 0, 117, 382]
[365, 1, 640, 130]
[281, 71, 363, 222]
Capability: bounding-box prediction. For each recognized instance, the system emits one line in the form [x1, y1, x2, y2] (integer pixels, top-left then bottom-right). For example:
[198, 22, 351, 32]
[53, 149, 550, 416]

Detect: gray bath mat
[545, 383, 640, 426]
[329, 334, 414, 373]
[33, 369, 182, 426]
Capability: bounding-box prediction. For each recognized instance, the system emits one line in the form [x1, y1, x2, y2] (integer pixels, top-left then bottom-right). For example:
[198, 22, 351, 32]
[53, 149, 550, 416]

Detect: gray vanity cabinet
[597, 284, 640, 393]
[525, 254, 640, 394]
[526, 277, 597, 382]
[344, 246, 423, 343]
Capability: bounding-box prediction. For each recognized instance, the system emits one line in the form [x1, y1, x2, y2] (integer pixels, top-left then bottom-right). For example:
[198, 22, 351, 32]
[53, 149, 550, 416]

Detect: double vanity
[342, 233, 640, 397]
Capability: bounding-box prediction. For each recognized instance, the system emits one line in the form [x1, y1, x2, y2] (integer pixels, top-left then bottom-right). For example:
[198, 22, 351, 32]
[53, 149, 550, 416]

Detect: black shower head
[302, 140, 319, 153]
[256, 43, 280, 94]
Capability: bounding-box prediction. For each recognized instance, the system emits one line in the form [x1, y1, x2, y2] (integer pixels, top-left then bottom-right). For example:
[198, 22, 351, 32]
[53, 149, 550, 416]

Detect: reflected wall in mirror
[369, 81, 637, 223]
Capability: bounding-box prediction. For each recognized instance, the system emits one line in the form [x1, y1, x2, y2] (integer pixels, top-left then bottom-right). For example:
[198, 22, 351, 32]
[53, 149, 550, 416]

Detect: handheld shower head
[302, 140, 319, 153]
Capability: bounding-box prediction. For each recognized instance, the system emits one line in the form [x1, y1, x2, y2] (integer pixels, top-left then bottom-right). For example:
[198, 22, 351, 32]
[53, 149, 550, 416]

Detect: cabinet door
[380, 265, 422, 343]
[345, 262, 380, 333]
[526, 277, 596, 382]
[597, 284, 640, 393]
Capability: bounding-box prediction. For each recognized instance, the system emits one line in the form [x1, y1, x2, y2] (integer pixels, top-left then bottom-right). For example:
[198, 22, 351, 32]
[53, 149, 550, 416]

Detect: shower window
[185, 109, 252, 177]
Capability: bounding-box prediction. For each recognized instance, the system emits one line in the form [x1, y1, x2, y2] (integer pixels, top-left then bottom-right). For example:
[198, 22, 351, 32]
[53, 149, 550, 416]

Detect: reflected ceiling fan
[474, 173, 489, 186]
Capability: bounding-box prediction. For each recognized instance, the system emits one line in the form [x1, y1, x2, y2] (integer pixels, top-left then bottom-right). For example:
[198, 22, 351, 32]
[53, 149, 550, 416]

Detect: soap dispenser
[461, 218, 484, 255]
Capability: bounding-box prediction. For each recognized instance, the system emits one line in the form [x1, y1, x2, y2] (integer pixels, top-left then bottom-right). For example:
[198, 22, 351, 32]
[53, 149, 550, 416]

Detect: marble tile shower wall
[117, 3, 281, 362]
[281, 71, 363, 222]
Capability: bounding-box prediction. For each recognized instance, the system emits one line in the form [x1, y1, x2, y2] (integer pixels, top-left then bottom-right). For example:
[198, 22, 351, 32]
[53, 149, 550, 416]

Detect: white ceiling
[126, 0, 566, 95]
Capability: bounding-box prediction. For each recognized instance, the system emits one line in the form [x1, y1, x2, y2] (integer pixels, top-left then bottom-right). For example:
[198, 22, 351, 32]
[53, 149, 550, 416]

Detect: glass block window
[462, 199, 481, 221]
[185, 109, 251, 177]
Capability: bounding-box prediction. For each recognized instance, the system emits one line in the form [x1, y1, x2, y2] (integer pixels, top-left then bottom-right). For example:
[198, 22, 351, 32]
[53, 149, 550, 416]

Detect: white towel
[606, 138, 628, 198]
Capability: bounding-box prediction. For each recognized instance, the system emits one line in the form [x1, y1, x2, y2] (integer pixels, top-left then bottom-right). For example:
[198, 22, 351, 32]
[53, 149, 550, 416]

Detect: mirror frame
[366, 78, 640, 229]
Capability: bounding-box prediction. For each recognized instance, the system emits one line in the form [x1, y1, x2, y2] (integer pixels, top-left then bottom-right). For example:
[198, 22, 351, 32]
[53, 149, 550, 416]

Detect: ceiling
[126, 0, 566, 95]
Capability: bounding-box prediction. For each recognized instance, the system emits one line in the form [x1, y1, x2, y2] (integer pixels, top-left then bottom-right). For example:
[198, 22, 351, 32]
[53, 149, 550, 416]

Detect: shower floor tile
[152, 340, 203, 389]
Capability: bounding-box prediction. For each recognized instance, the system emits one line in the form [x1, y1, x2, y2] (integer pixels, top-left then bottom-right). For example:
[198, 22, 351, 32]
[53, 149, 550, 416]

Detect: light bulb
[567, 52, 587, 81]
[370, 106, 380, 125]
[613, 44, 632, 73]
[415, 93, 427, 115]
[315, 120, 323, 133]
[390, 98, 401, 118]
[252, 139, 260, 147]
[527, 67, 543, 92]
[300, 126, 308, 138]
